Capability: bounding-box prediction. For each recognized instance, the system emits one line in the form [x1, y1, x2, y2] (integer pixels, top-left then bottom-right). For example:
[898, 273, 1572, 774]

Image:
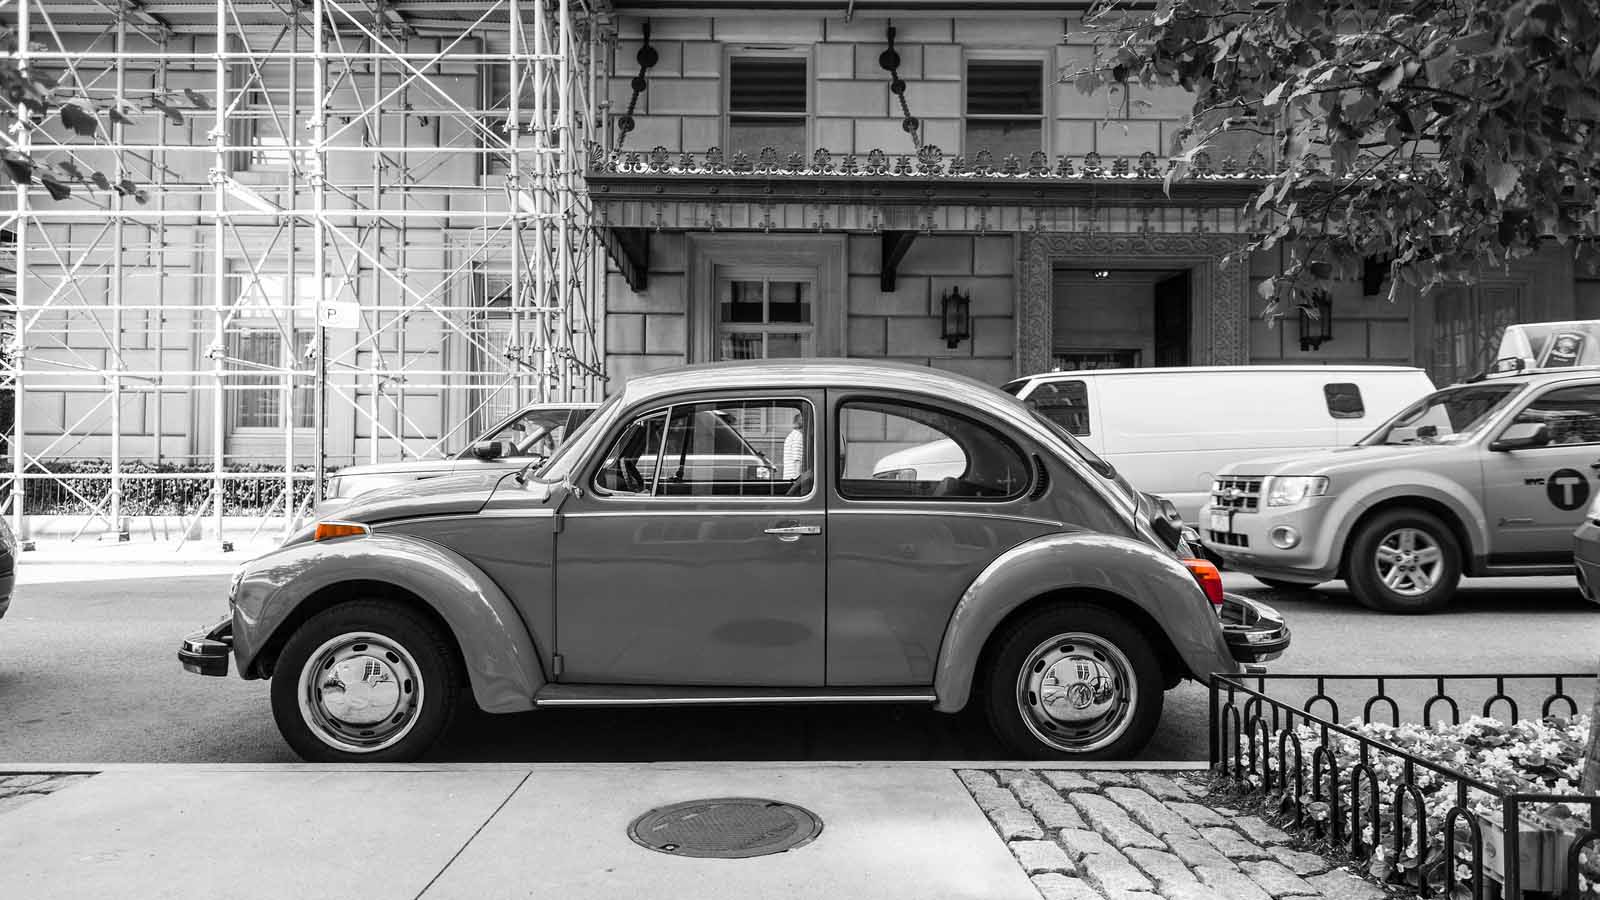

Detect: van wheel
[1254, 577, 1321, 592]
[982, 603, 1163, 760]
[270, 600, 462, 763]
[1346, 509, 1461, 614]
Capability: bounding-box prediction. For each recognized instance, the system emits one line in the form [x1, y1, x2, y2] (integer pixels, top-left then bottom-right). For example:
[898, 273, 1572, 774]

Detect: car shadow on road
[1234, 583, 1593, 615]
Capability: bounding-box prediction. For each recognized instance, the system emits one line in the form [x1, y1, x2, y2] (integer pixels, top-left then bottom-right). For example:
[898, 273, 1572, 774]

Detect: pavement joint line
[0, 760, 1213, 773]
[412, 770, 531, 900]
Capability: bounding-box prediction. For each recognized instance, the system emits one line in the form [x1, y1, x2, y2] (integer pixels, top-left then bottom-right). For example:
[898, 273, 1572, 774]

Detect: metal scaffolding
[0, 0, 611, 543]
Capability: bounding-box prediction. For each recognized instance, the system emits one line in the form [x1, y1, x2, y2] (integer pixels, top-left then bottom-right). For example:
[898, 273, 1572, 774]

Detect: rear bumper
[1219, 593, 1291, 664]
[178, 616, 234, 677]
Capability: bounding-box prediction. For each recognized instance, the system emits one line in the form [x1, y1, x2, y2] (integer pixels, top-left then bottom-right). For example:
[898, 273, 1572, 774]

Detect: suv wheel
[1346, 509, 1461, 613]
[270, 600, 462, 762]
[982, 603, 1163, 760]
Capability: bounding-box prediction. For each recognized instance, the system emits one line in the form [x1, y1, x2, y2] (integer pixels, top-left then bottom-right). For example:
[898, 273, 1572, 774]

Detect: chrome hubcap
[1016, 632, 1136, 753]
[1374, 528, 1444, 597]
[298, 632, 423, 754]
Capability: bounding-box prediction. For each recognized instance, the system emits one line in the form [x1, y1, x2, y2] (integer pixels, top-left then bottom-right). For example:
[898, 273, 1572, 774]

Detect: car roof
[1009, 365, 1426, 383]
[620, 358, 1013, 406]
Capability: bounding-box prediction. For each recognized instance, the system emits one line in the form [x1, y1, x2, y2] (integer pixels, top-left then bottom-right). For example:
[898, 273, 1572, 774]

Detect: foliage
[1073, 0, 1600, 316]
[0, 26, 186, 203]
[1239, 715, 1596, 897]
[22, 460, 323, 517]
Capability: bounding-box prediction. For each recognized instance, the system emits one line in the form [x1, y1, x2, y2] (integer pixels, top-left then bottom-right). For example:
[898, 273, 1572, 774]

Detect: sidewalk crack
[413, 771, 531, 900]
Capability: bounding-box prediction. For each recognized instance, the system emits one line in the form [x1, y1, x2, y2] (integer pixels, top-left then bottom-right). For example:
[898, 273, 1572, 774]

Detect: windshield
[530, 395, 621, 480]
[1023, 407, 1137, 502]
[1363, 383, 1523, 446]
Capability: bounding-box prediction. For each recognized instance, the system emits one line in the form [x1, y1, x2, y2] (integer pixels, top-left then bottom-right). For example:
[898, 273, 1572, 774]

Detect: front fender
[931, 532, 1236, 713]
[1322, 473, 1486, 572]
[231, 533, 544, 713]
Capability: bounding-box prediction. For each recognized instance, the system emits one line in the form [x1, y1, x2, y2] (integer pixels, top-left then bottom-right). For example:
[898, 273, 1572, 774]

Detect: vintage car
[317, 402, 599, 514]
[0, 517, 14, 625]
[180, 360, 1289, 762]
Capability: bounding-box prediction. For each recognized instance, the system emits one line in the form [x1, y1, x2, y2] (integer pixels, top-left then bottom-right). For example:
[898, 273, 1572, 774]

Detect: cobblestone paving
[959, 770, 1390, 900]
[0, 773, 95, 816]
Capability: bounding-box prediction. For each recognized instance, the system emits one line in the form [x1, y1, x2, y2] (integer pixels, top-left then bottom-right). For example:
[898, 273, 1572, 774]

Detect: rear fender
[932, 532, 1236, 713]
[231, 533, 543, 713]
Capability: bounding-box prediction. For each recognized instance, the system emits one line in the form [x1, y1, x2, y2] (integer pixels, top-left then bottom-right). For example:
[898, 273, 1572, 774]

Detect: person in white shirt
[782, 412, 806, 480]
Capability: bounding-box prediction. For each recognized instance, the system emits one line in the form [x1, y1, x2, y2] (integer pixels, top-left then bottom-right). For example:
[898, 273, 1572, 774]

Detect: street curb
[0, 761, 1212, 774]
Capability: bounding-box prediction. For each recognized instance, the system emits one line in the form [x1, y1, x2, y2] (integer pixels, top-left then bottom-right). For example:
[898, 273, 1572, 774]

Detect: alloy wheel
[1373, 527, 1445, 597]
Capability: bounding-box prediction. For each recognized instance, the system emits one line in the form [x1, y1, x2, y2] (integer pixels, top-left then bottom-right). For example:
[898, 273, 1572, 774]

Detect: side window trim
[588, 395, 819, 502]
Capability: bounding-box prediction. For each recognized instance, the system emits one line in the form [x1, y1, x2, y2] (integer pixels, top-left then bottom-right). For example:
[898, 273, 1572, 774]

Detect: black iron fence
[1211, 673, 1598, 900]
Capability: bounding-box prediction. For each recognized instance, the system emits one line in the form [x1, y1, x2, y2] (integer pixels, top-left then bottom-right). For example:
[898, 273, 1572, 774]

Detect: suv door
[554, 392, 826, 685]
[826, 393, 1058, 685]
[1481, 380, 1600, 566]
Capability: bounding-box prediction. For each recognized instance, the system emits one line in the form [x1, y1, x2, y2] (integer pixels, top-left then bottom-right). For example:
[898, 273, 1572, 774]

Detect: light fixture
[1093, 270, 1110, 279]
[1298, 291, 1334, 351]
[940, 286, 971, 349]
[221, 177, 281, 214]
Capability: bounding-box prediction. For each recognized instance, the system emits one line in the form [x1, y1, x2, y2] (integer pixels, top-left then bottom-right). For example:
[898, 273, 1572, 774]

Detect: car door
[826, 393, 1060, 686]
[1481, 380, 1600, 565]
[553, 391, 826, 685]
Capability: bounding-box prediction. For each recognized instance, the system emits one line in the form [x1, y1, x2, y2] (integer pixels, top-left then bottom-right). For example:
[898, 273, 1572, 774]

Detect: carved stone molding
[1019, 232, 1251, 375]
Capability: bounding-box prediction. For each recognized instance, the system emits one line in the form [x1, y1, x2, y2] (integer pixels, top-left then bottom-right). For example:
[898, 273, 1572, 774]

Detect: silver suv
[1203, 351, 1600, 612]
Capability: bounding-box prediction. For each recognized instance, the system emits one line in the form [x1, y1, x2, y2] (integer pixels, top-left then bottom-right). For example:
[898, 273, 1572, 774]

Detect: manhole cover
[627, 797, 823, 859]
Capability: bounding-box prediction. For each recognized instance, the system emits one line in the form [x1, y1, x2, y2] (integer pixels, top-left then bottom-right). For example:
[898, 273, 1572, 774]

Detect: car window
[535, 396, 620, 481]
[1365, 383, 1522, 446]
[593, 399, 811, 498]
[1507, 383, 1600, 446]
[486, 409, 573, 457]
[840, 400, 1030, 501]
[1323, 383, 1364, 419]
[1021, 380, 1090, 435]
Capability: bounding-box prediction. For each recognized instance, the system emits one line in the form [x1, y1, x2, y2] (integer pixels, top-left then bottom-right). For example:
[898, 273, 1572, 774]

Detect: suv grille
[1212, 477, 1263, 512]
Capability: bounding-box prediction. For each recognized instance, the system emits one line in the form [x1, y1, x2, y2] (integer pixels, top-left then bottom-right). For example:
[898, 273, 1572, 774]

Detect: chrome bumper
[1219, 593, 1290, 664]
[179, 616, 234, 677]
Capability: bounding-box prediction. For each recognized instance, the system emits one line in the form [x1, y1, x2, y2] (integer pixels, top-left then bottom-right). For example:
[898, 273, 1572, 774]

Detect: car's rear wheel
[1346, 509, 1461, 614]
[982, 603, 1163, 760]
[1254, 577, 1321, 592]
[270, 600, 461, 763]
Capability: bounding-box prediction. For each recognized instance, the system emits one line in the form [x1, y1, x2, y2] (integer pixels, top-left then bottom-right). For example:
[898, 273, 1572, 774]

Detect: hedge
[14, 460, 329, 516]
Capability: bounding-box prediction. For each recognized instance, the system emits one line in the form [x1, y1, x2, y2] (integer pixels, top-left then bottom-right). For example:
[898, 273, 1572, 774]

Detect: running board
[534, 684, 938, 708]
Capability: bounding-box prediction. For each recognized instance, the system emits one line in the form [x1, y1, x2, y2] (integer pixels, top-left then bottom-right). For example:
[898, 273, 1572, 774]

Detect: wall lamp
[1298, 290, 1334, 351]
[941, 286, 971, 349]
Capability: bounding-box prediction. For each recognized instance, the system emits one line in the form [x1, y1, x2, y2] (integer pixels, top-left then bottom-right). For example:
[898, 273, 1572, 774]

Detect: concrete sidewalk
[0, 762, 1385, 900]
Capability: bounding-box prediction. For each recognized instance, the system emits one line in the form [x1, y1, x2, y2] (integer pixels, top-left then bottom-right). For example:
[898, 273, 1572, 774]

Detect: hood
[1219, 442, 1460, 478]
[328, 470, 512, 525]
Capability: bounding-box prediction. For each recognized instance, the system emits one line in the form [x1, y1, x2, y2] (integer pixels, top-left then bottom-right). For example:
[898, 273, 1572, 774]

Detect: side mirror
[1490, 421, 1551, 452]
[470, 440, 506, 460]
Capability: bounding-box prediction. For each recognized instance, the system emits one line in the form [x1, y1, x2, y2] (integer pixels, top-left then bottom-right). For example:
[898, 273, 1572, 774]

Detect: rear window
[1324, 383, 1365, 419]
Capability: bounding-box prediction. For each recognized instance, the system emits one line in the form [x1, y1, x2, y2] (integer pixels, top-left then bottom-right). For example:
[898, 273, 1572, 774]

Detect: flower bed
[1227, 714, 1597, 898]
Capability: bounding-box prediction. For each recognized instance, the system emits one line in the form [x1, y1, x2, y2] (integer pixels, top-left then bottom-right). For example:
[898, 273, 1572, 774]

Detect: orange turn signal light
[313, 521, 369, 542]
[1181, 558, 1226, 607]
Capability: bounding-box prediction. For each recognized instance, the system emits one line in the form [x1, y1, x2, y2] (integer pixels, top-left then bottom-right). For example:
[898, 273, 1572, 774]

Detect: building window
[716, 273, 815, 360]
[228, 326, 314, 430]
[965, 60, 1044, 159]
[727, 56, 807, 158]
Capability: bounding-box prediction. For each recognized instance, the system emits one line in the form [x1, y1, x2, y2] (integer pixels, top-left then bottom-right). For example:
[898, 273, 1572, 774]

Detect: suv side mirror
[470, 440, 507, 460]
[1490, 421, 1551, 452]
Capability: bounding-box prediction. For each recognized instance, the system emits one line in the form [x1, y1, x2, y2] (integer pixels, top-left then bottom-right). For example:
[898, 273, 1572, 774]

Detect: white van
[872, 366, 1435, 522]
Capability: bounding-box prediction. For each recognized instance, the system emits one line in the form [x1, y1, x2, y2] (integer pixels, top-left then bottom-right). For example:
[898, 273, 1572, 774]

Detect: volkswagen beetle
[180, 360, 1288, 761]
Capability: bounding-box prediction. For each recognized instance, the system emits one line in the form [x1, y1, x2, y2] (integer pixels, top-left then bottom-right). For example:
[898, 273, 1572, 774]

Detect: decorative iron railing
[588, 143, 1295, 180]
[1210, 673, 1599, 900]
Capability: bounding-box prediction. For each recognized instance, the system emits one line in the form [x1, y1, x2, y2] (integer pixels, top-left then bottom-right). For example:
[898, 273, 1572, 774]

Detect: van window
[1323, 383, 1365, 419]
[1024, 380, 1090, 435]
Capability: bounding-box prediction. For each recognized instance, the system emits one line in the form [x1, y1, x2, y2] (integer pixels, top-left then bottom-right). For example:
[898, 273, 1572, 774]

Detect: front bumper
[1219, 593, 1291, 664]
[1201, 501, 1337, 580]
[178, 616, 234, 677]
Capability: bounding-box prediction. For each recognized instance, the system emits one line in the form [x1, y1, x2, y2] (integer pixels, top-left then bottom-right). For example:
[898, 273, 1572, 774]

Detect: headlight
[1265, 476, 1329, 507]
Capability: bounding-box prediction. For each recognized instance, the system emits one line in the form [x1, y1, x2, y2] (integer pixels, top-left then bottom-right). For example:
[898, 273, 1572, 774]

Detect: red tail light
[1182, 558, 1225, 607]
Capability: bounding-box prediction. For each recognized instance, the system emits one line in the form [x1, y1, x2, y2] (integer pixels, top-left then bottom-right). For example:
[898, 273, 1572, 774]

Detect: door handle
[764, 524, 821, 542]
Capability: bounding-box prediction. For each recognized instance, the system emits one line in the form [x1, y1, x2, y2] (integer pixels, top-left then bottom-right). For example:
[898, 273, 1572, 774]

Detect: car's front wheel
[270, 600, 462, 763]
[1346, 508, 1461, 613]
[982, 603, 1164, 760]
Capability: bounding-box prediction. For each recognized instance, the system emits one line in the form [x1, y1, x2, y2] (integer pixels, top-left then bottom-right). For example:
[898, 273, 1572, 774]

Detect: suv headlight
[1265, 476, 1329, 507]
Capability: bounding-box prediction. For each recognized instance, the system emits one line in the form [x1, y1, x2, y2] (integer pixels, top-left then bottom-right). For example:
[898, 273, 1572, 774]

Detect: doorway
[1050, 268, 1192, 369]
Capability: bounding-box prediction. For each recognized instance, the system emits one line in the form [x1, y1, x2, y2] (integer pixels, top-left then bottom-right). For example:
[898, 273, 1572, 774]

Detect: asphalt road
[0, 567, 1593, 764]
